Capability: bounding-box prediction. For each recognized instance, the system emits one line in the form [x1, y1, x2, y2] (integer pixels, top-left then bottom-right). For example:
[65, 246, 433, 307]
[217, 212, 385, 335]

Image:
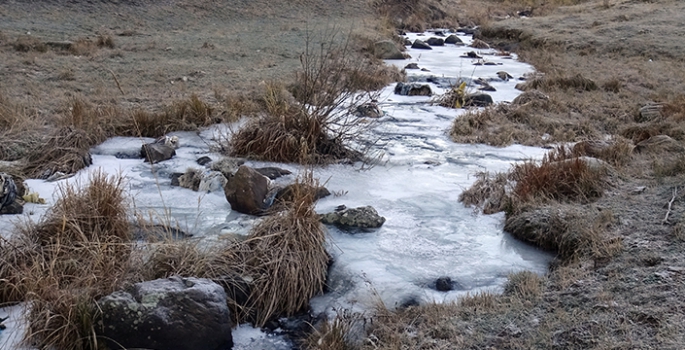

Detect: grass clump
[13, 35, 47, 52]
[0, 171, 132, 350]
[228, 30, 389, 164]
[243, 174, 329, 326]
[510, 146, 608, 204]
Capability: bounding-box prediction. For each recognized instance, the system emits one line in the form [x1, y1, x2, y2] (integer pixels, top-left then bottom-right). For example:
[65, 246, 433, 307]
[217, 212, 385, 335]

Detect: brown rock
[141, 143, 176, 164]
[223, 165, 271, 215]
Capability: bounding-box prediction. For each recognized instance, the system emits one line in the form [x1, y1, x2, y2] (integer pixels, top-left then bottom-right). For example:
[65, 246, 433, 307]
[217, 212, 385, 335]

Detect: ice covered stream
[1, 31, 553, 348]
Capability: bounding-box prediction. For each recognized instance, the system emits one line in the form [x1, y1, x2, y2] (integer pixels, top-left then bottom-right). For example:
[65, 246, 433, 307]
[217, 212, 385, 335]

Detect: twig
[106, 68, 125, 95]
[663, 187, 678, 224]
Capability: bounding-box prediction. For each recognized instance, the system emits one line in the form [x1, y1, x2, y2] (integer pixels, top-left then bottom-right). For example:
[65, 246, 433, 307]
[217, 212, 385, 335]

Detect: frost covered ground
[0, 31, 552, 349]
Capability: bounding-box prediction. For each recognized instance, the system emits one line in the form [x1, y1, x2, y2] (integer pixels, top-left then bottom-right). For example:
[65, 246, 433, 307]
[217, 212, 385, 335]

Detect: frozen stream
[0, 32, 552, 348]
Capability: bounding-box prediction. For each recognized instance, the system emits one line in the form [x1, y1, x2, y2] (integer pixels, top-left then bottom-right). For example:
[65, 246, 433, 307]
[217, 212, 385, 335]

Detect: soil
[0, 0, 372, 114]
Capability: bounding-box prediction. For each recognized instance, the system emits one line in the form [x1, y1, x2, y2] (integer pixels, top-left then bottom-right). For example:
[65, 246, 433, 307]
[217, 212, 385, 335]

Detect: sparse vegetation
[228, 30, 400, 164]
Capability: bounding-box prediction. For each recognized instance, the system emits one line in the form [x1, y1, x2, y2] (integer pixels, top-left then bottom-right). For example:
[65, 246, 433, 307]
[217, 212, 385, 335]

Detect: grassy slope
[359, 1, 685, 349]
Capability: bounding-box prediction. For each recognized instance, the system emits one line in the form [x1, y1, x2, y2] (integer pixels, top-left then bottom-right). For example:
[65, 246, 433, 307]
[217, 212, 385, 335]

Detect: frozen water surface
[0, 31, 553, 348]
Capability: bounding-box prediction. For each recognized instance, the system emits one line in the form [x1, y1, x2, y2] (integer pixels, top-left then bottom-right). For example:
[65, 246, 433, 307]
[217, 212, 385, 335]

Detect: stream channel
[0, 31, 553, 349]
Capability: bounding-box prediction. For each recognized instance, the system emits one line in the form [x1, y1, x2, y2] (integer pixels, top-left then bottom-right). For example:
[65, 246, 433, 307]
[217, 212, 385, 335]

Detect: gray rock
[635, 135, 685, 153]
[211, 157, 245, 178]
[223, 165, 271, 215]
[463, 93, 494, 107]
[404, 63, 420, 70]
[196, 156, 213, 166]
[411, 39, 432, 50]
[435, 277, 453, 292]
[394, 82, 432, 96]
[445, 34, 463, 44]
[141, 142, 176, 164]
[320, 205, 386, 229]
[255, 167, 292, 180]
[0, 201, 23, 215]
[426, 37, 445, 46]
[637, 104, 664, 122]
[354, 102, 383, 118]
[404, 37, 412, 46]
[0, 173, 18, 212]
[497, 71, 514, 81]
[97, 276, 233, 350]
[275, 184, 331, 205]
[373, 40, 405, 60]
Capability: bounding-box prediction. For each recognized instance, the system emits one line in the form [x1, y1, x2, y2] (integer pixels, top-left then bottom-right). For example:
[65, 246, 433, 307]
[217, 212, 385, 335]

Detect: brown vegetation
[0, 172, 131, 350]
[228, 31, 401, 164]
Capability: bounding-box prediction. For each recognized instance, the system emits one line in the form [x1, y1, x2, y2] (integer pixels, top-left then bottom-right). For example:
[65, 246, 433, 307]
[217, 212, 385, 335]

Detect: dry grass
[243, 174, 329, 326]
[371, 0, 457, 32]
[0, 171, 132, 350]
[13, 35, 47, 52]
[503, 271, 543, 299]
[510, 146, 608, 204]
[302, 312, 364, 350]
[459, 171, 510, 214]
[228, 31, 388, 164]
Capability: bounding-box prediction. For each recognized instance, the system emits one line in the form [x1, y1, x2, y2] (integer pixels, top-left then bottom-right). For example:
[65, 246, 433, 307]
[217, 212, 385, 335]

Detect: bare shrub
[229, 30, 379, 164]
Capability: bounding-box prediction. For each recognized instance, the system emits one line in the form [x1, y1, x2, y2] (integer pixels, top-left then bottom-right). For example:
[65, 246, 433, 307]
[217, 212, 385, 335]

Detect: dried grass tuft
[518, 73, 598, 92]
[22, 126, 93, 178]
[510, 146, 608, 204]
[13, 35, 47, 52]
[243, 173, 329, 326]
[504, 271, 543, 299]
[0, 172, 132, 350]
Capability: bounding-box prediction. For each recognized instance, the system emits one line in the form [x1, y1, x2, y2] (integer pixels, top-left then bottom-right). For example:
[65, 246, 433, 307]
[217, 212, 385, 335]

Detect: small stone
[426, 37, 444, 46]
[445, 34, 462, 44]
[196, 156, 213, 166]
[411, 39, 432, 50]
[435, 277, 453, 292]
[404, 63, 419, 69]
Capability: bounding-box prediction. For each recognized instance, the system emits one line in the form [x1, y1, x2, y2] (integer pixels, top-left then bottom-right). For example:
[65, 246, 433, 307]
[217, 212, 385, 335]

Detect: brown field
[2, 0, 685, 349]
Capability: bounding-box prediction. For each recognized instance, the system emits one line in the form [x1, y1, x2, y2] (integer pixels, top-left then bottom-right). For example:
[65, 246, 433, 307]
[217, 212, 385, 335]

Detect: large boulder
[394, 82, 432, 96]
[223, 165, 272, 215]
[141, 143, 176, 164]
[320, 205, 386, 230]
[373, 40, 405, 60]
[97, 276, 233, 350]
